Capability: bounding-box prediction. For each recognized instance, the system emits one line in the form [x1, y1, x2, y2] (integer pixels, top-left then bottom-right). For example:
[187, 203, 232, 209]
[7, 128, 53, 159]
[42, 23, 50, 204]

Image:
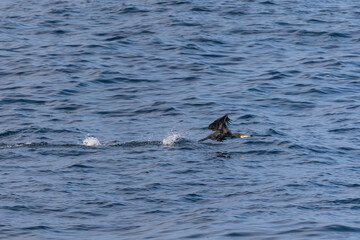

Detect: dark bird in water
[199, 114, 250, 142]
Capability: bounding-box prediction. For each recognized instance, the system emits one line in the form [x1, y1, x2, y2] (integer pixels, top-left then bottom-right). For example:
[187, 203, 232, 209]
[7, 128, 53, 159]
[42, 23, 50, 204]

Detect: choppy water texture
[1, 0, 360, 239]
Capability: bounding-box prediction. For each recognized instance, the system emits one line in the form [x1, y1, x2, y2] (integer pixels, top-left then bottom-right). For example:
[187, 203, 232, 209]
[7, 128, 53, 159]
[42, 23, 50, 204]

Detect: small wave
[321, 224, 360, 233]
[83, 136, 101, 147]
[68, 164, 94, 169]
[162, 133, 181, 146]
[110, 140, 162, 147]
[0, 142, 50, 149]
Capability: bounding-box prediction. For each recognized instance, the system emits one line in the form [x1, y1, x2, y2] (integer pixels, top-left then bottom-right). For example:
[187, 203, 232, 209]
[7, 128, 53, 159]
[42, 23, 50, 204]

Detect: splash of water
[162, 133, 181, 146]
[83, 136, 101, 146]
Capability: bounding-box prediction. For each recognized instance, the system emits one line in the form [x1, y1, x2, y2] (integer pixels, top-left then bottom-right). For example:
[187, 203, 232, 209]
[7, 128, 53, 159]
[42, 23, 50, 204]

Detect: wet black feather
[208, 114, 231, 131]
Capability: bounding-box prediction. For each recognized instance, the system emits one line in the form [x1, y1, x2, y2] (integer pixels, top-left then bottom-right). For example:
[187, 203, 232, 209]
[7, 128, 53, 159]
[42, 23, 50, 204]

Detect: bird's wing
[208, 114, 231, 132]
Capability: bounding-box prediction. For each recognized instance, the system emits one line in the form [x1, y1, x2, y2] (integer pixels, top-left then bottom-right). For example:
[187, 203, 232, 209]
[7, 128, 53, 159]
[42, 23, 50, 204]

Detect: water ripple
[2, 0, 360, 239]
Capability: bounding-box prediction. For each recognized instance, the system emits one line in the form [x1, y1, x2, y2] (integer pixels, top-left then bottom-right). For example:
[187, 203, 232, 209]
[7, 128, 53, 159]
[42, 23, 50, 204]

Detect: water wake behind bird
[0, 133, 187, 149]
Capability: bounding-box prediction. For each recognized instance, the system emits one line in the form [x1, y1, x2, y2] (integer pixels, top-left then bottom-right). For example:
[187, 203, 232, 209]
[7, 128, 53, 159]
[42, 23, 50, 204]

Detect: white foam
[83, 136, 101, 146]
[162, 133, 181, 146]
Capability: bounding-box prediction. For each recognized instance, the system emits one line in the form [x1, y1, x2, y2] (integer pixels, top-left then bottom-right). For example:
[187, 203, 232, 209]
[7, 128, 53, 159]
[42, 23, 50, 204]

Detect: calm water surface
[1, 0, 360, 239]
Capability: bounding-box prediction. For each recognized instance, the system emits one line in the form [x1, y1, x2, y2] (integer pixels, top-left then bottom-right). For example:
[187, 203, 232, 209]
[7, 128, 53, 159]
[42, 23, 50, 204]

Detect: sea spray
[83, 136, 101, 146]
[162, 133, 181, 146]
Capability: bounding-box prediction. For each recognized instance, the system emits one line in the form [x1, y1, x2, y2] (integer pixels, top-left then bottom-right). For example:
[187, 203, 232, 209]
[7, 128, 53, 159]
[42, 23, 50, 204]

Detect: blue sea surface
[1, 0, 360, 239]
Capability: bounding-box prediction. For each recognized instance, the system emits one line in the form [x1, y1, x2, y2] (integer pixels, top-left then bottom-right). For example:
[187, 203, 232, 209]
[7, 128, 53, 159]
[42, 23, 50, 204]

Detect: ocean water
[1, 0, 360, 239]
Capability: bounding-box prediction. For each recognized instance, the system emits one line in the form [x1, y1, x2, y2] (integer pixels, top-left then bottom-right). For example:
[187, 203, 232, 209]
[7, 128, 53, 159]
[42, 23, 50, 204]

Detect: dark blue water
[2, 0, 360, 239]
